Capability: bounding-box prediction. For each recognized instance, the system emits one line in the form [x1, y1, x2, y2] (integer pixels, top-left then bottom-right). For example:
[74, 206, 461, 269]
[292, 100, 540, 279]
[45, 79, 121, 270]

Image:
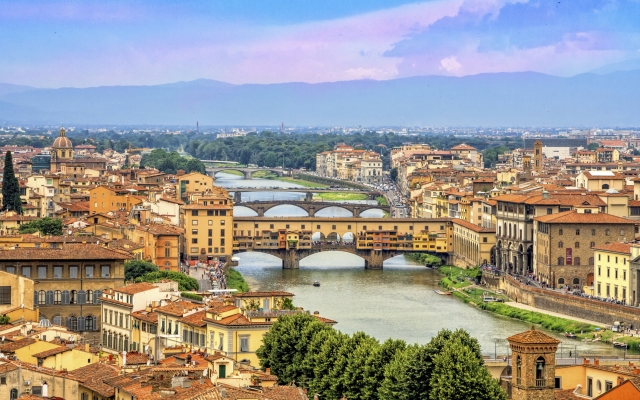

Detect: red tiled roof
[114, 282, 157, 295]
[534, 210, 636, 224]
[0, 245, 131, 260]
[70, 362, 119, 398]
[592, 242, 633, 254]
[507, 328, 561, 345]
[33, 346, 71, 358]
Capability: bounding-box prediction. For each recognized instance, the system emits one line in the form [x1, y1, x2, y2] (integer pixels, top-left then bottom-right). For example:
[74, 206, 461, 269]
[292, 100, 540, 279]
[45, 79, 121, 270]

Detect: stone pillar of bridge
[352, 207, 360, 217]
[282, 250, 300, 269]
[234, 191, 242, 203]
[308, 207, 315, 217]
[364, 250, 384, 269]
[305, 192, 314, 202]
[244, 171, 252, 180]
[257, 206, 265, 217]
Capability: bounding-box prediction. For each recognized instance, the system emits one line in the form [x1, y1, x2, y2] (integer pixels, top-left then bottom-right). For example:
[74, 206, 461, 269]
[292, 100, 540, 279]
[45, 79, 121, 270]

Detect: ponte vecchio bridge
[234, 200, 390, 217]
[232, 217, 452, 269]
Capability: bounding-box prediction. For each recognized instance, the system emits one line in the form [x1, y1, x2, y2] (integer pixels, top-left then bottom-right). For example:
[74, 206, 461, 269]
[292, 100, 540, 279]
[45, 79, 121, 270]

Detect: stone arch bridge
[206, 167, 286, 179]
[232, 216, 453, 269]
[234, 200, 390, 217]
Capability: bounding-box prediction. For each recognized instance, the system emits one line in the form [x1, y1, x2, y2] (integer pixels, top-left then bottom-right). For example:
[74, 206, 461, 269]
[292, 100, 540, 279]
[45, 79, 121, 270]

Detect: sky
[2, 0, 640, 88]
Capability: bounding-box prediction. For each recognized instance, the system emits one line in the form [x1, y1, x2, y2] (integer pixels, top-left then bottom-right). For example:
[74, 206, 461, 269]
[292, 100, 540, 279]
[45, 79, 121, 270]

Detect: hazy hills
[1, 71, 640, 127]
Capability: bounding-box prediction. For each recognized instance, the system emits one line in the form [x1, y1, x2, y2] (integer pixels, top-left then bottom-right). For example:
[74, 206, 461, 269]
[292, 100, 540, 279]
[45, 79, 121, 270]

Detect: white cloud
[439, 56, 463, 72]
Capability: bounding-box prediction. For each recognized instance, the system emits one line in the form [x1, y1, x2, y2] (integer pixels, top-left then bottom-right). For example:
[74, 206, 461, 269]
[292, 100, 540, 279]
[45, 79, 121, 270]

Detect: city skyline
[2, 0, 640, 88]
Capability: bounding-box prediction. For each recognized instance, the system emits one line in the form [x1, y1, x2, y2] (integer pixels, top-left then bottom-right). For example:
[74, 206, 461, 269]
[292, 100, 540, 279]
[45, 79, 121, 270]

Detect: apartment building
[593, 243, 633, 304]
[181, 189, 234, 261]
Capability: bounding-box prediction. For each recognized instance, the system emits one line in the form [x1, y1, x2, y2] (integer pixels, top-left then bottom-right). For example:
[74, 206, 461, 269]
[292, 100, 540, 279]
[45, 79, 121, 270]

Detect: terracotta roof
[178, 310, 207, 327]
[0, 337, 36, 352]
[155, 300, 203, 317]
[534, 210, 636, 224]
[131, 310, 158, 323]
[33, 345, 71, 358]
[554, 389, 583, 400]
[70, 362, 120, 398]
[0, 245, 131, 260]
[592, 242, 633, 254]
[124, 351, 150, 365]
[450, 143, 477, 150]
[114, 282, 158, 295]
[507, 328, 561, 345]
[452, 218, 496, 233]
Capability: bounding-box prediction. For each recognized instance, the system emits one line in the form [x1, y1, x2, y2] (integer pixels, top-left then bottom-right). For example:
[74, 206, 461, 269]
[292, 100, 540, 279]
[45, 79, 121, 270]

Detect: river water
[215, 172, 624, 357]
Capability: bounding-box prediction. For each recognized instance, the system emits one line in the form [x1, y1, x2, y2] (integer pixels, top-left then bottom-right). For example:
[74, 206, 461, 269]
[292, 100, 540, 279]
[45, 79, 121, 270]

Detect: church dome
[53, 127, 73, 149]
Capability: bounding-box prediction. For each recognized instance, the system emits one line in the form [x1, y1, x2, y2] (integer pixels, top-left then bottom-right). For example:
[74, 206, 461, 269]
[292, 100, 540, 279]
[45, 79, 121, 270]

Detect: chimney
[542, 190, 549, 199]
[220, 388, 227, 398]
[635, 367, 640, 375]
[594, 358, 599, 366]
[85, 343, 90, 352]
[265, 368, 270, 375]
[630, 362, 635, 367]
[583, 358, 590, 365]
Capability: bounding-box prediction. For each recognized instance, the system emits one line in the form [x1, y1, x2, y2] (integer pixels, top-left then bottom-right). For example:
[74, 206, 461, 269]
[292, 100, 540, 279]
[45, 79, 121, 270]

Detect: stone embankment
[484, 274, 640, 326]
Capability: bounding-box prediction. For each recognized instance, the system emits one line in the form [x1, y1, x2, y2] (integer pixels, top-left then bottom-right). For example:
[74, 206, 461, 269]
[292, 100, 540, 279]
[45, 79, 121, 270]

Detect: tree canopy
[18, 217, 63, 235]
[2, 151, 22, 214]
[125, 260, 159, 281]
[135, 270, 198, 291]
[257, 315, 506, 400]
[140, 149, 206, 174]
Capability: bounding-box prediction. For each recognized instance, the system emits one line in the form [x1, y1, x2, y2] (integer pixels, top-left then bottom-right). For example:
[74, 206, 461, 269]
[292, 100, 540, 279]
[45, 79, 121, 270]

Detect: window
[589, 257, 594, 265]
[191, 210, 198, 216]
[558, 257, 564, 266]
[192, 238, 198, 244]
[558, 241, 563, 248]
[38, 266, 47, 278]
[240, 335, 250, 352]
[165, 247, 171, 257]
[5, 266, 14, 274]
[592, 229, 596, 236]
[192, 229, 198, 235]
[69, 266, 78, 279]
[0, 377, 5, 384]
[38, 290, 45, 305]
[54, 290, 61, 304]
[21, 266, 31, 278]
[620, 230, 625, 236]
[607, 268, 610, 278]
[605, 381, 613, 392]
[101, 265, 110, 277]
[575, 242, 579, 249]
[208, 229, 212, 237]
[574, 257, 581, 266]
[0, 286, 11, 304]
[606, 229, 610, 236]
[221, 220, 225, 225]
[575, 229, 580, 235]
[559, 229, 563, 235]
[558, 277, 565, 285]
[624, 270, 627, 280]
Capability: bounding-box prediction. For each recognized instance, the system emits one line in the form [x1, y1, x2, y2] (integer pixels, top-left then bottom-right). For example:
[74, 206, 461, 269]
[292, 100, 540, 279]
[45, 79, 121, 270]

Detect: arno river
[216, 172, 624, 357]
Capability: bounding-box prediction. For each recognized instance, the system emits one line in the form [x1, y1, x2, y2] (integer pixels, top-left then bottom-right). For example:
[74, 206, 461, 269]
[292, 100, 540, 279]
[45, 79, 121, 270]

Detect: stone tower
[523, 155, 531, 174]
[507, 327, 560, 400]
[533, 140, 543, 174]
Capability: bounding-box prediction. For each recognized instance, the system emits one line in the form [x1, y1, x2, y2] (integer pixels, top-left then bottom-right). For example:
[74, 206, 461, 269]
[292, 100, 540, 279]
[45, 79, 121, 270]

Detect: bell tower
[507, 327, 560, 400]
[533, 140, 543, 174]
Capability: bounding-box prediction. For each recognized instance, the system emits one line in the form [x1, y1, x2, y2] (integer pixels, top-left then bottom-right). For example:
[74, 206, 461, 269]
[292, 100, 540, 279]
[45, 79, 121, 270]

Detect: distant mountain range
[1, 70, 640, 127]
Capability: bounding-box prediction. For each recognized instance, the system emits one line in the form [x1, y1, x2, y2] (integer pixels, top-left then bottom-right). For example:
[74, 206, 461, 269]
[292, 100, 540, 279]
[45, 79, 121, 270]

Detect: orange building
[89, 185, 143, 214]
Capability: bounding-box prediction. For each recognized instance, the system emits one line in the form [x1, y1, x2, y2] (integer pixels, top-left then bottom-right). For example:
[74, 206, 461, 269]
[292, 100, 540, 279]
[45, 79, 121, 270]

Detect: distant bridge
[230, 189, 381, 203]
[234, 200, 390, 217]
[206, 167, 287, 179]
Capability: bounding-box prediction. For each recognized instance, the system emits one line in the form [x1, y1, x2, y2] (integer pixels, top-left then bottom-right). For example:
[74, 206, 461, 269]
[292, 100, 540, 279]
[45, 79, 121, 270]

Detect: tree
[0, 315, 9, 324]
[339, 335, 381, 400]
[430, 338, 507, 400]
[390, 167, 398, 182]
[2, 151, 22, 214]
[588, 142, 599, 151]
[19, 217, 63, 235]
[362, 339, 406, 400]
[309, 331, 348, 396]
[379, 344, 419, 400]
[125, 260, 159, 281]
[135, 271, 198, 291]
[256, 313, 332, 384]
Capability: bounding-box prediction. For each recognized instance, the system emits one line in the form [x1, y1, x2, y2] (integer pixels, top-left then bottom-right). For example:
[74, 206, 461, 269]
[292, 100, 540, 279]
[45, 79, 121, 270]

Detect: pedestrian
[569, 351, 572, 357]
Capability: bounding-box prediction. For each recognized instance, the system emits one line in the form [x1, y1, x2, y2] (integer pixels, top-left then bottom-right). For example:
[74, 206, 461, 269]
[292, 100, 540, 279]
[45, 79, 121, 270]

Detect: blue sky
[2, 0, 640, 87]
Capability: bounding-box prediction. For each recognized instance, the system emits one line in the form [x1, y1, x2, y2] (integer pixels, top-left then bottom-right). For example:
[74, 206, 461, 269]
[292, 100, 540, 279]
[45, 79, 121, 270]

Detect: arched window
[68, 316, 78, 331]
[38, 290, 46, 305]
[575, 242, 580, 249]
[573, 277, 580, 285]
[589, 257, 594, 265]
[54, 290, 62, 305]
[70, 290, 77, 304]
[558, 277, 565, 285]
[574, 257, 581, 266]
[46, 290, 54, 305]
[535, 356, 546, 386]
[516, 356, 522, 383]
[590, 242, 595, 248]
[86, 290, 93, 304]
[77, 316, 85, 331]
[498, 226, 502, 236]
[606, 229, 610, 236]
[602, 184, 609, 189]
[77, 290, 86, 304]
[558, 257, 564, 265]
[591, 229, 596, 236]
[53, 315, 62, 326]
[558, 241, 563, 248]
[10, 388, 18, 400]
[86, 316, 95, 331]
[559, 228, 563, 235]
[61, 290, 70, 305]
[102, 331, 107, 346]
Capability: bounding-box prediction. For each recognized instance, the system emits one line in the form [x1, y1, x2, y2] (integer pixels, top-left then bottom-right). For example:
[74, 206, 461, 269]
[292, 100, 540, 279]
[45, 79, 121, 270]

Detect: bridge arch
[263, 204, 309, 217]
[233, 206, 259, 217]
[213, 169, 250, 179]
[342, 232, 355, 243]
[314, 205, 354, 218]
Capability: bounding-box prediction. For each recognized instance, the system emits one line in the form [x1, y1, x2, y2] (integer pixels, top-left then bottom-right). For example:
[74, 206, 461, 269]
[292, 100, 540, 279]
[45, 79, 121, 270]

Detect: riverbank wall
[484, 274, 640, 326]
[294, 172, 373, 190]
